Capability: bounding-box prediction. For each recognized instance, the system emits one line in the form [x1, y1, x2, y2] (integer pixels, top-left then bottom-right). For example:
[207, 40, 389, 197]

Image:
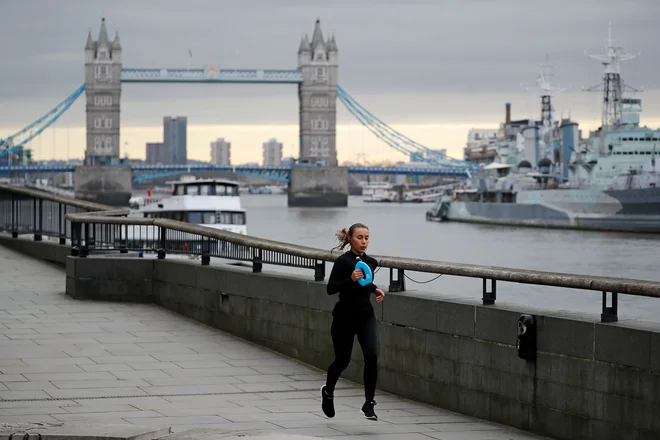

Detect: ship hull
[442, 188, 660, 233]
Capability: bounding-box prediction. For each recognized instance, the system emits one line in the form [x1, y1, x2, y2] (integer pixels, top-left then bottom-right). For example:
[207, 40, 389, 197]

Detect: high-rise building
[163, 117, 187, 165]
[262, 138, 283, 166]
[210, 138, 231, 166]
[145, 142, 166, 165]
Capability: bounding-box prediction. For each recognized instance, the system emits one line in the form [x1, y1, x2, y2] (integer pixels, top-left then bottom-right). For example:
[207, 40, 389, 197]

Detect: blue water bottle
[355, 257, 373, 286]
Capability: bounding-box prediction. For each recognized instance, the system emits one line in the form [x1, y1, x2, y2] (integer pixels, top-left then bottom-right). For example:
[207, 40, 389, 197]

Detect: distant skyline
[1, 0, 659, 163]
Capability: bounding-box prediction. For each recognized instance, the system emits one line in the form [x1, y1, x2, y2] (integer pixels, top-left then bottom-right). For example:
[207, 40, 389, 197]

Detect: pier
[1, 184, 659, 439]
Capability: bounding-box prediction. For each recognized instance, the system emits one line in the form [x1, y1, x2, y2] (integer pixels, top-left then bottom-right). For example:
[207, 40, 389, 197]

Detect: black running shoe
[361, 400, 377, 421]
[321, 385, 335, 418]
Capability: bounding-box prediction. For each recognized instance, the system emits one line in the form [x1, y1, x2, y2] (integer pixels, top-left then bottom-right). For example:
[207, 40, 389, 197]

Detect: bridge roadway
[0, 243, 548, 440]
[0, 164, 469, 177]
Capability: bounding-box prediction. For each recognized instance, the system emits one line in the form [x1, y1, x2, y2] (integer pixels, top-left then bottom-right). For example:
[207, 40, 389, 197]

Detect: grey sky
[1, 0, 659, 130]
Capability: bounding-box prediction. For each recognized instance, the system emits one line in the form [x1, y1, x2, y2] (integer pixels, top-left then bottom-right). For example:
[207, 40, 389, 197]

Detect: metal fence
[0, 184, 113, 244]
[2, 183, 660, 323]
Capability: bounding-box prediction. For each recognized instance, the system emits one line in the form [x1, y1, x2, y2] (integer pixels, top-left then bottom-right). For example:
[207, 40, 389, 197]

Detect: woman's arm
[327, 257, 354, 295]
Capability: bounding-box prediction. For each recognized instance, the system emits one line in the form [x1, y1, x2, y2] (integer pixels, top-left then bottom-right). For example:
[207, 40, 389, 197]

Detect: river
[240, 194, 660, 324]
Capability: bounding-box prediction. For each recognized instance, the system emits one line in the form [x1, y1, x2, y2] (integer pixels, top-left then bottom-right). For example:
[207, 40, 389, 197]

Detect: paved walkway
[0, 243, 549, 440]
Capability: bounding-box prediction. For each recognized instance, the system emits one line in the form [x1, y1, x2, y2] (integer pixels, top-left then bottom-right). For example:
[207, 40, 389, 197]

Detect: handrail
[64, 211, 660, 299]
[2, 183, 657, 323]
[0, 183, 112, 212]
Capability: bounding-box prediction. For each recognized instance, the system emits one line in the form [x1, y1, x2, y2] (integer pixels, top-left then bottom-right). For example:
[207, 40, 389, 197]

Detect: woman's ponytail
[332, 227, 351, 252]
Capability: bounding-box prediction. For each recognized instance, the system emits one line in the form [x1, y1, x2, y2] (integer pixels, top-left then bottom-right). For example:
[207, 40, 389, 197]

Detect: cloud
[1, 0, 658, 136]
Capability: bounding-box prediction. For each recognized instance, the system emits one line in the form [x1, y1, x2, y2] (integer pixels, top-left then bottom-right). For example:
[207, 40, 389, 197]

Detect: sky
[1, 0, 659, 164]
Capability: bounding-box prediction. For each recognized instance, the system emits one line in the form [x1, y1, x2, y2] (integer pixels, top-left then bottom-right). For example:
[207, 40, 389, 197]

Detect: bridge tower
[75, 16, 132, 207]
[84, 17, 122, 165]
[297, 19, 338, 166]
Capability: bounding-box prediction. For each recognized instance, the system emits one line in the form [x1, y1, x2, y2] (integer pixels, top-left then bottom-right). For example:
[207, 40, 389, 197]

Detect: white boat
[361, 181, 393, 198]
[138, 176, 247, 235]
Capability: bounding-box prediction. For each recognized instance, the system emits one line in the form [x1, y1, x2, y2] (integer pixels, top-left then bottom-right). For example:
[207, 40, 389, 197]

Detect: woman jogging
[321, 223, 385, 421]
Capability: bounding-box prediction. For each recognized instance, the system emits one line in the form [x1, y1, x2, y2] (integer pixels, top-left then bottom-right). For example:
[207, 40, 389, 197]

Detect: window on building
[312, 67, 327, 82]
[94, 65, 111, 79]
[311, 119, 329, 130]
[311, 96, 329, 107]
[94, 117, 112, 129]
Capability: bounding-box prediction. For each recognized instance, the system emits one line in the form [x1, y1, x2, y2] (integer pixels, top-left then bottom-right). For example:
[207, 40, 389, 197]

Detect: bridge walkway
[0, 243, 548, 439]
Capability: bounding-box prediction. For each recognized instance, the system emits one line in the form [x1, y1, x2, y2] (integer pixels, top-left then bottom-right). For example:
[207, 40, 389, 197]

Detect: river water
[137, 191, 660, 324]
[239, 194, 660, 324]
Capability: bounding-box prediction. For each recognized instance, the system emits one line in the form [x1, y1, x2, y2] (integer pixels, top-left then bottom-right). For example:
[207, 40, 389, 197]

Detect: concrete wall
[0, 235, 70, 267]
[74, 165, 132, 207]
[64, 254, 660, 440]
[287, 166, 348, 207]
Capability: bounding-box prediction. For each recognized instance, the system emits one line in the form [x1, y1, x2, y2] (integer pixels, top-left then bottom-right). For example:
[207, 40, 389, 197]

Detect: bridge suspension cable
[337, 86, 479, 170]
[0, 84, 86, 158]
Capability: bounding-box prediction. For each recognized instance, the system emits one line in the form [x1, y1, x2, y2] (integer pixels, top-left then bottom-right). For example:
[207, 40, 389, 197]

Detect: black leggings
[325, 312, 378, 401]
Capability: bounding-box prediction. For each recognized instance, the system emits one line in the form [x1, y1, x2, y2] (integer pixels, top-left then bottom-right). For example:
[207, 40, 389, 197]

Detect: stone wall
[0, 235, 69, 267]
[74, 165, 132, 207]
[64, 254, 660, 440]
[287, 166, 348, 207]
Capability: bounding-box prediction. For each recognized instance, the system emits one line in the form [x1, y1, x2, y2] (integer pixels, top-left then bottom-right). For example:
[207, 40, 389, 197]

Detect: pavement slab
[0, 242, 550, 440]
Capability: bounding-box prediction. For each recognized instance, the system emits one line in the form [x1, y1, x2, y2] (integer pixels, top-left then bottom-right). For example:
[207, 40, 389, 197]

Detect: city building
[145, 142, 165, 165]
[163, 116, 187, 165]
[464, 128, 498, 164]
[210, 138, 231, 166]
[262, 138, 283, 166]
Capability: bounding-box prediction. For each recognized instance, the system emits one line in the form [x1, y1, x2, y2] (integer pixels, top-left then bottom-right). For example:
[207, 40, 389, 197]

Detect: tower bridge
[0, 16, 478, 207]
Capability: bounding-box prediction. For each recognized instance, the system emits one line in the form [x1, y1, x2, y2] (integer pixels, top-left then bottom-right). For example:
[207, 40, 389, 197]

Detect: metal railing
[2, 183, 660, 323]
[0, 183, 114, 244]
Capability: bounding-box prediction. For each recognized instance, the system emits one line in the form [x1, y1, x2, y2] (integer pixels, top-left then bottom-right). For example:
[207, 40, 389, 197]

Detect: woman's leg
[326, 315, 355, 394]
[356, 314, 378, 401]
[356, 314, 378, 420]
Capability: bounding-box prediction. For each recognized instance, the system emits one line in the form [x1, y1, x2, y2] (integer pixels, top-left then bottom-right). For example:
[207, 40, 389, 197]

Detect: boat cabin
[140, 178, 247, 227]
[171, 178, 240, 197]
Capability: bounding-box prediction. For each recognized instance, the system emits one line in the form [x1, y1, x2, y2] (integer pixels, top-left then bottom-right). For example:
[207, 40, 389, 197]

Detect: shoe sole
[360, 409, 378, 421]
[320, 385, 335, 419]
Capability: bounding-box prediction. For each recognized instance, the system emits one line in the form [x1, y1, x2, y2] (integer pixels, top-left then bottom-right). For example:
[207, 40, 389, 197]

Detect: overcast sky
[1, 0, 659, 162]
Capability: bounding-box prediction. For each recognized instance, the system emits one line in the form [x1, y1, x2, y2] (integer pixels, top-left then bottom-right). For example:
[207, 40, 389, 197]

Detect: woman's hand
[375, 288, 385, 303]
[351, 269, 364, 282]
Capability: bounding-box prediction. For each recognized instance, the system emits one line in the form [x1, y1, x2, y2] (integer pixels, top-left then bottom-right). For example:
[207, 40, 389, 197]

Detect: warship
[427, 26, 660, 233]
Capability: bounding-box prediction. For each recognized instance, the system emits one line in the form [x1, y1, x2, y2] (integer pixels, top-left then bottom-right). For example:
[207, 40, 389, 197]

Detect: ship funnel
[505, 103, 511, 125]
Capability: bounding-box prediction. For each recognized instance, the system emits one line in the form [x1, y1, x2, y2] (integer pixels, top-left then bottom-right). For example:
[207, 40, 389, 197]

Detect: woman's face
[350, 227, 369, 254]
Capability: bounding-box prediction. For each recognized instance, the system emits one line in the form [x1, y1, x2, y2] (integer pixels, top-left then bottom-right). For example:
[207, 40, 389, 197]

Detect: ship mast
[522, 55, 567, 131]
[583, 23, 641, 129]
[521, 56, 567, 157]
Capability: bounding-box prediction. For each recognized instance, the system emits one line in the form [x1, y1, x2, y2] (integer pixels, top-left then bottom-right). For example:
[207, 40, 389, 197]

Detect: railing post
[119, 223, 128, 253]
[34, 198, 42, 241]
[601, 291, 618, 323]
[80, 223, 89, 258]
[157, 227, 166, 259]
[252, 248, 262, 273]
[10, 192, 17, 238]
[388, 268, 406, 292]
[482, 278, 496, 305]
[58, 203, 66, 245]
[314, 260, 325, 282]
[88, 222, 96, 251]
[201, 237, 210, 266]
[71, 222, 81, 256]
